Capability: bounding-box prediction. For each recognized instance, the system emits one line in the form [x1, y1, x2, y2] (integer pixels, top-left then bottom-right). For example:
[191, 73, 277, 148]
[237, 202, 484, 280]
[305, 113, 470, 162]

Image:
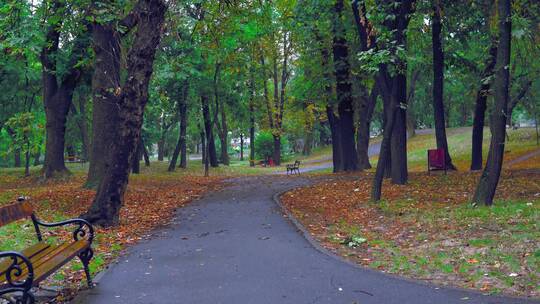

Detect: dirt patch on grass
[281, 170, 540, 298]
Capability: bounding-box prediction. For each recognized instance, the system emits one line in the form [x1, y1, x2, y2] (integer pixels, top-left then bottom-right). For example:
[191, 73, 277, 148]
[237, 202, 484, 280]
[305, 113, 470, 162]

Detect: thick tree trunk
[332, 0, 358, 172]
[387, 0, 415, 185]
[390, 73, 408, 184]
[357, 84, 378, 170]
[473, 0, 511, 206]
[43, 88, 72, 178]
[272, 135, 281, 165]
[41, 7, 88, 178]
[471, 43, 498, 170]
[201, 96, 219, 167]
[83, 0, 166, 226]
[431, 2, 456, 170]
[86, 23, 121, 189]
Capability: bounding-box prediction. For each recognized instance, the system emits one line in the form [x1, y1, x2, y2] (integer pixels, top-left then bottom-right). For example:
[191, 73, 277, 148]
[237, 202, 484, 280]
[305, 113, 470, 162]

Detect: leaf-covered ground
[0, 166, 224, 302]
[281, 169, 540, 298]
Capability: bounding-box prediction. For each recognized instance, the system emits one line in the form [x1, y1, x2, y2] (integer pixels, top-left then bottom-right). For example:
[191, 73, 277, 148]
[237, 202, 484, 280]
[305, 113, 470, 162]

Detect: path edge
[272, 186, 540, 303]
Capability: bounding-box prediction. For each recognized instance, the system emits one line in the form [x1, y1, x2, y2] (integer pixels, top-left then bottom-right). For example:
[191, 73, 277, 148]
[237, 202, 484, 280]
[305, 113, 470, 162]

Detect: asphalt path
[74, 175, 538, 304]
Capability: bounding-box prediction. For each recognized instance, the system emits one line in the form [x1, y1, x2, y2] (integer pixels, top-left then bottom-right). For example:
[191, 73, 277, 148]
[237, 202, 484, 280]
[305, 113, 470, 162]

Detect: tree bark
[332, 0, 358, 172]
[431, 1, 456, 170]
[470, 42, 497, 170]
[83, 0, 167, 226]
[85, 23, 121, 189]
[473, 0, 511, 206]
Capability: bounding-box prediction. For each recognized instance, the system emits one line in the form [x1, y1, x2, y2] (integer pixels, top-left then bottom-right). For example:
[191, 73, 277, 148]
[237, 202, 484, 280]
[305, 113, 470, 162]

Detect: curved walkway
[74, 176, 538, 304]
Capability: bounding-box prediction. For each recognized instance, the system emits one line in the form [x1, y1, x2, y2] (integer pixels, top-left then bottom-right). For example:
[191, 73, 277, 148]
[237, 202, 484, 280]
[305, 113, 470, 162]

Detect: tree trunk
[157, 134, 165, 161]
[240, 133, 244, 161]
[83, 0, 166, 226]
[24, 146, 30, 177]
[218, 103, 230, 165]
[168, 83, 189, 171]
[201, 96, 219, 167]
[431, 2, 456, 170]
[13, 149, 21, 167]
[387, 0, 415, 185]
[249, 65, 256, 166]
[131, 139, 141, 174]
[372, 103, 398, 201]
[41, 6, 88, 178]
[471, 42, 498, 170]
[390, 73, 408, 184]
[74, 96, 91, 160]
[179, 96, 188, 168]
[357, 84, 378, 170]
[85, 23, 121, 189]
[327, 105, 343, 172]
[200, 126, 206, 165]
[272, 135, 281, 165]
[142, 138, 150, 166]
[33, 150, 41, 166]
[332, 0, 358, 172]
[473, 0, 511, 206]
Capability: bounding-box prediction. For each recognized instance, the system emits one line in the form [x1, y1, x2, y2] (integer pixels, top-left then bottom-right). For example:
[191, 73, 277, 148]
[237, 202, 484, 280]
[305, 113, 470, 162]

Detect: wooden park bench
[65, 155, 86, 165]
[286, 160, 301, 175]
[427, 148, 447, 175]
[0, 198, 94, 303]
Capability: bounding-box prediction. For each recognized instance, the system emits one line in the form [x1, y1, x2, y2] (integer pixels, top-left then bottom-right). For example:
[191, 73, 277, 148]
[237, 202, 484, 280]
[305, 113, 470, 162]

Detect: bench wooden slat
[0, 242, 50, 276]
[0, 240, 89, 287]
[0, 202, 33, 227]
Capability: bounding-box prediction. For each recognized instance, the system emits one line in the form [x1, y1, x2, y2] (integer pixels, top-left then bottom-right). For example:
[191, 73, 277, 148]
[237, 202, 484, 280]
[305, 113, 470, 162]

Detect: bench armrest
[33, 217, 94, 244]
[0, 251, 34, 290]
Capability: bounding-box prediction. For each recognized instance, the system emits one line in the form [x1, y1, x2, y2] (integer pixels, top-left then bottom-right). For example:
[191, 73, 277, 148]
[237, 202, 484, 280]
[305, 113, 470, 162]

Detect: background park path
[74, 175, 538, 304]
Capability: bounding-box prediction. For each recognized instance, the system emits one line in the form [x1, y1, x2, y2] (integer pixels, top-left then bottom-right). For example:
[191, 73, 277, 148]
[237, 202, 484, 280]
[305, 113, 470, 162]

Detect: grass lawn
[282, 127, 540, 298]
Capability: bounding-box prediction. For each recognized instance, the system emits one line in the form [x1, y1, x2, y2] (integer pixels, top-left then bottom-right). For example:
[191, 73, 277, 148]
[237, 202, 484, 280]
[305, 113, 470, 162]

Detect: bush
[254, 131, 288, 160]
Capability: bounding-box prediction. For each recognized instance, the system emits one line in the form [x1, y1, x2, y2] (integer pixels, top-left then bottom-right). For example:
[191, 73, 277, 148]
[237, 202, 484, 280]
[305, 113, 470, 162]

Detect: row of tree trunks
[431, 1, 456, 170]
[168, 82, 189, 171]
[212, 63, 230, 166]
[83, 0, 167, 226]
[473, 0, 511, 206]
